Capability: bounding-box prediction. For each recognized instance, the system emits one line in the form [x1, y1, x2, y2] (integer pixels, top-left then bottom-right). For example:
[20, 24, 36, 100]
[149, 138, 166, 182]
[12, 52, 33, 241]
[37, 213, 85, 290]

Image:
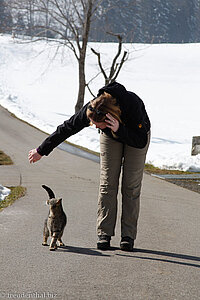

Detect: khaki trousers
[97, 131, 150, 240]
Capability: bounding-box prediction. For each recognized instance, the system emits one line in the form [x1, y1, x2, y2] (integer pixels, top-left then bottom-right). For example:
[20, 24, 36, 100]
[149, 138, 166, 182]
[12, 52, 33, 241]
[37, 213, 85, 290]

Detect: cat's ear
[56, 198, 62, 205]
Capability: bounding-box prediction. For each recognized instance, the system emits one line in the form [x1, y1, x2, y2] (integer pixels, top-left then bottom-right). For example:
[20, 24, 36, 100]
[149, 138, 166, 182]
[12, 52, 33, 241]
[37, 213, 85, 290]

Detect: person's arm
[28, 103, 90, 163]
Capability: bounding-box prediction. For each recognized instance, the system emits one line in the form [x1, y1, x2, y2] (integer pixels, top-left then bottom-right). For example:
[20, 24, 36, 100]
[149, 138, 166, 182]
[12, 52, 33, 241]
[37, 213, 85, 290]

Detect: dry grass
[144, 163, 194, 175]
[0, 150, 13, 165]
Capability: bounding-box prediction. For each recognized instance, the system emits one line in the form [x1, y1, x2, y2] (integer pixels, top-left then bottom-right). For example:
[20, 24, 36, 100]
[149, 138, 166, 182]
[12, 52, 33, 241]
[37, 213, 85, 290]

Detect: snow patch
[0, 185, 11, 201]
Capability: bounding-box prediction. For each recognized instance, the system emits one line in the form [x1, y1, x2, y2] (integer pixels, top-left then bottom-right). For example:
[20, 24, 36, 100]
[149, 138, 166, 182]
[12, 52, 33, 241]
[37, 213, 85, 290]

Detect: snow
[0, 34, 200, 171]
[0, 184, 11, 201]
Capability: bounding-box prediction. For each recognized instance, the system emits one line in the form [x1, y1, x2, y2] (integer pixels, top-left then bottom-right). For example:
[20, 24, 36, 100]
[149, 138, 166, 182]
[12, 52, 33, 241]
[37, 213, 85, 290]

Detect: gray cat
[42, 185, 67, 251]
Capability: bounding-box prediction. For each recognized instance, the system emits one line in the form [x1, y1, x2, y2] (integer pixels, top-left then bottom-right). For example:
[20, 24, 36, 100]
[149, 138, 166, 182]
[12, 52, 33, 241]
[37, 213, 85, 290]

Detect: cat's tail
[42, 185, 55, 199]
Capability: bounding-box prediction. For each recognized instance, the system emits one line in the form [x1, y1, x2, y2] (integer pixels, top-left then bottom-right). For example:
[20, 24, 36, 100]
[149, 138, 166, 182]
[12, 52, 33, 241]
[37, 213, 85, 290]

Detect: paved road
[0, 105, 200, 300]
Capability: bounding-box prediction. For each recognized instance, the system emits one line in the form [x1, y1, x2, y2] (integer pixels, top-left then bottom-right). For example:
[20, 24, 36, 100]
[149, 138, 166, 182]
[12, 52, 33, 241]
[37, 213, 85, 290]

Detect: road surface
[0, 105, 200, 300]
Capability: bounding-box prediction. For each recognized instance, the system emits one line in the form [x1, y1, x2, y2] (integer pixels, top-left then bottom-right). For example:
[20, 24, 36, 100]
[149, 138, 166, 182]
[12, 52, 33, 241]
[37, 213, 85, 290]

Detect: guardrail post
[191, 136, 200, 156]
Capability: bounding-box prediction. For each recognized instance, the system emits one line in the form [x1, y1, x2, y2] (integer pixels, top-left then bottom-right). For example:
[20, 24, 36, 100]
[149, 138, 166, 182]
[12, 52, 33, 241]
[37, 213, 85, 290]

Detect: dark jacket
[37, 82, 151, 156]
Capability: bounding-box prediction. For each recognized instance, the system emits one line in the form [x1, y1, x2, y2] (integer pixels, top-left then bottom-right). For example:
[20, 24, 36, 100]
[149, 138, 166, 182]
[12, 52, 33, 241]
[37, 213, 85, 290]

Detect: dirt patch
[166, 179, 200, 194]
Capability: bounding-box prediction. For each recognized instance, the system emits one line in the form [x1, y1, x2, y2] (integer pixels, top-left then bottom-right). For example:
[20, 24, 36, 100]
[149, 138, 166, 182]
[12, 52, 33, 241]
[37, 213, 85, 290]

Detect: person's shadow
[56, 245, 200, 268]
[117, 248, 200, 268]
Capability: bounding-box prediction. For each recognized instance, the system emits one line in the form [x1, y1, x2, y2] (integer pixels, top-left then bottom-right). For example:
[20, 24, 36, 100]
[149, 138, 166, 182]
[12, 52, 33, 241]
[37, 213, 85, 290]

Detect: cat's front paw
[49, 244, 57, 251]
[58, 241, 65, 247]
[49, 247, 56, 251]
[42, 242, 48, 246]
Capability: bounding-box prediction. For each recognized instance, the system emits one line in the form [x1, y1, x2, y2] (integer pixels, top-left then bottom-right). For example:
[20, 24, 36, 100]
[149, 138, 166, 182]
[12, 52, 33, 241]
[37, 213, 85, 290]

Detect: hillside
[0, 35, 200, 171]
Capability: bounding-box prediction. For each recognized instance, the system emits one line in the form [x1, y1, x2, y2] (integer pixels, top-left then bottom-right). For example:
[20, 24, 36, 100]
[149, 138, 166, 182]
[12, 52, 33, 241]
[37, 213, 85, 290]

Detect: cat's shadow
[56, 245, 115, 256]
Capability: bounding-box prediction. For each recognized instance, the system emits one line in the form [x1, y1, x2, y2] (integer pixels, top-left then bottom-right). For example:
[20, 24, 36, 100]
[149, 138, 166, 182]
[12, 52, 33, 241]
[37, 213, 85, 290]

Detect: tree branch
[90, 31, 128, 85]
[112, 51, 128, 81]
[107, 32, 122, 79]
[85, 83, 96, 97]
[71, 0, 84, 27]
[91, 47, 108, 81]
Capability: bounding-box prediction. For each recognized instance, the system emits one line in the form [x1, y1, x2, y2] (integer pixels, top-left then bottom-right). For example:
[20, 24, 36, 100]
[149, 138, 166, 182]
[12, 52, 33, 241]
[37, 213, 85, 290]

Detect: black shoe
[120, 236, 134, 252]
[97, 235, 111, 250]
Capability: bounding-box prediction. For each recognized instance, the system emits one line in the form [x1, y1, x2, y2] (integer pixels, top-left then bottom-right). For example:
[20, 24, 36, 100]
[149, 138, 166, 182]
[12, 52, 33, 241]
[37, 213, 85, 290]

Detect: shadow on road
[116, 248, 200, 268]
[57, 245, 111, 257]
[55, 246, 200, 268]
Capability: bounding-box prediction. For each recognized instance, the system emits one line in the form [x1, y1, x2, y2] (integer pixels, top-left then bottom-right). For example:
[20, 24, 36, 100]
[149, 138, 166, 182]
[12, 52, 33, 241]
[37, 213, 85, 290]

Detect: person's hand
[28, 149, 42, 164]
[105, 113, 119, 132]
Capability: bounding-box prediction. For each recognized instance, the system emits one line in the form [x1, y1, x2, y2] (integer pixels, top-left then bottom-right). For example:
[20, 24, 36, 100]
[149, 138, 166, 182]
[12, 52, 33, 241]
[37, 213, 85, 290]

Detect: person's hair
[86, 92, 122, 124]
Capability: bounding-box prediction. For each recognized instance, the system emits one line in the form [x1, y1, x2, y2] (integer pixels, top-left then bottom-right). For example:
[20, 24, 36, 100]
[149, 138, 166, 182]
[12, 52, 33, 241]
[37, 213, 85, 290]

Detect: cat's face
[46, 198, 62, 207]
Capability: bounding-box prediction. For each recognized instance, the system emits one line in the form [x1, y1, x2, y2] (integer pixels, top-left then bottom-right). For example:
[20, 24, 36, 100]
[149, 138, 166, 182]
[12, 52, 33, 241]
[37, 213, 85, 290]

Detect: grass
[144, 164, 200, 194]
[144, 163, 195, 175]
[0, 150, 13, 165]
[0, 150, 26, 211]
[0, 186, 26, 211]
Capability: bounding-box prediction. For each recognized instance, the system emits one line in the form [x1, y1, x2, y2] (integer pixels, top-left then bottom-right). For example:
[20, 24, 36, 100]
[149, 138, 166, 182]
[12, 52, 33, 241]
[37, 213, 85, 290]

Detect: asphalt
[0, 105, 200, 300]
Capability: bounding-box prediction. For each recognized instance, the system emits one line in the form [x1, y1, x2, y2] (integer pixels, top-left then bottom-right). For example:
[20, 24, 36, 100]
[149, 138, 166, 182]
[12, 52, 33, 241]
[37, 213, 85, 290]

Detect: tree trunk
[75, 54, 86, 113]
[74, 0, 93, 113]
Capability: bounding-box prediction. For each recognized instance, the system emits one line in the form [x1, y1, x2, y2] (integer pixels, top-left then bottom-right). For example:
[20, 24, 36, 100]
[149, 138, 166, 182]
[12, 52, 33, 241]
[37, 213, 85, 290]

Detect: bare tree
[7, 0, 103, 112]
[41, 0, 102, 112]
[37, 0, 97, 112]
[8, 1, 129, 112]
[90, 32, 128, 88]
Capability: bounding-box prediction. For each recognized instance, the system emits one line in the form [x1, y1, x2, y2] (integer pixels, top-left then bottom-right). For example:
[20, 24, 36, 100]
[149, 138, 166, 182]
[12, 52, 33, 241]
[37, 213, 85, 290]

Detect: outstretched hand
[28, 149, 42, 164]
[105, 113, 119, 132]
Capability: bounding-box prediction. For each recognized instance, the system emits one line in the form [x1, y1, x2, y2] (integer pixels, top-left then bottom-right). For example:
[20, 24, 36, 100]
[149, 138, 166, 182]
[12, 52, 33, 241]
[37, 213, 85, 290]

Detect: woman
[29, 82, 151, 251]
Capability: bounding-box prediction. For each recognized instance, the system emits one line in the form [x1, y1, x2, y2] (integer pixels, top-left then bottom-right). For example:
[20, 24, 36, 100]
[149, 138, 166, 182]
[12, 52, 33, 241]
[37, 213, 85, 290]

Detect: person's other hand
[105, 113, 119, 132]
[28, 149, 42, 163]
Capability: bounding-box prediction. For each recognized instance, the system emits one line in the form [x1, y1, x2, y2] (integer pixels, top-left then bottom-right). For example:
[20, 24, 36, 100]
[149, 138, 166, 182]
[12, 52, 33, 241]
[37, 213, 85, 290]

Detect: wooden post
[191, 136, 200, 156]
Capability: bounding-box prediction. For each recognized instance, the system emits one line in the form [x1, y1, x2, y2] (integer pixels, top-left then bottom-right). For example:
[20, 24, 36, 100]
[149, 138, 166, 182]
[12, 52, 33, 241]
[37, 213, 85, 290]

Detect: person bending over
[28, 81, 151, 251]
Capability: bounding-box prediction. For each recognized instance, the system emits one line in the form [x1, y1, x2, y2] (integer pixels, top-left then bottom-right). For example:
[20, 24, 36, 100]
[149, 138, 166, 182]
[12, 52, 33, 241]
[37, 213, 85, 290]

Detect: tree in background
[8, 0, 103, 112]
[25, 0, 36, 37]
[145, 0, 171, 43]
[190, 0, 200, 42]
[0, 0, 12, 33]
[90, 0, 200, 43]
[15, 12, 26, 35]
[168, 0, 191, 43]
[88, 32, 128, 97]
[90, 0, 138, 42]
[6, 0, 200, 43]
[5, 0, 200, 111]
